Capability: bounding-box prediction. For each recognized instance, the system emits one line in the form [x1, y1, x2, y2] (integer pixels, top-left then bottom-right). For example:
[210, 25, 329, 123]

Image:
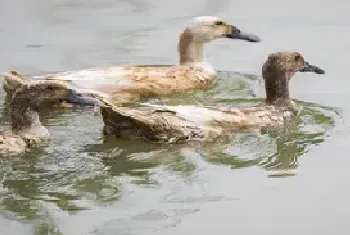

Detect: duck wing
[32, 65, 212, 105]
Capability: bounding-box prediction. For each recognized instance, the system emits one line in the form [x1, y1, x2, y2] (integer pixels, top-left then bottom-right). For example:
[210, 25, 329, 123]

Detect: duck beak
[301, 61, 325, 74]
[226, 25, 261, 43]
[69, 90, 99, 105]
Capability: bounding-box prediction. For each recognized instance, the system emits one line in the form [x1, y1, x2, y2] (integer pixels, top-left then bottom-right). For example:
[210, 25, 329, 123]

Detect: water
[0, 0, 350, 234]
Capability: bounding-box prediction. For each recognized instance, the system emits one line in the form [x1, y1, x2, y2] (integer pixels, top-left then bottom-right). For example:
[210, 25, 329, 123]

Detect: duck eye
[214, 21, 224, 26]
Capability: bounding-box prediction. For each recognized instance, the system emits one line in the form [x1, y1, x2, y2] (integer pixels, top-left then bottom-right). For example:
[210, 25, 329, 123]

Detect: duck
[100, 52, 325, 143]
[0, 81, 86, 156]
[3, 16, 260, 106]
[2, 70, 100, 106]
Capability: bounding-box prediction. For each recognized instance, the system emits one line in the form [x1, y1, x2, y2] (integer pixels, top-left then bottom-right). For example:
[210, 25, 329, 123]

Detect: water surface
[0, 0, 349, 234]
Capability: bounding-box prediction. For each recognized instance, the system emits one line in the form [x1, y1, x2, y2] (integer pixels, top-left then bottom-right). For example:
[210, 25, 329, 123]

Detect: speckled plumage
[0, 52, 325, 153]
[101, 104, 294, 144]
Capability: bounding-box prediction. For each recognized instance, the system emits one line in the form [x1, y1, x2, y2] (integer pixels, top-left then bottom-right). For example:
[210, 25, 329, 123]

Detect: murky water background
[0, 0, 350, 234]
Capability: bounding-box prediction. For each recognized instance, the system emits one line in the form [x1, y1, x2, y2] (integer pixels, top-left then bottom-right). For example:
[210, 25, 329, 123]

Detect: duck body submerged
[101, 104, 295, 144]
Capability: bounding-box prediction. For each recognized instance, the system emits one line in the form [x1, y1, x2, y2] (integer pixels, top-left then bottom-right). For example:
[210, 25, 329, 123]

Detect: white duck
[3, 16, 260, 106]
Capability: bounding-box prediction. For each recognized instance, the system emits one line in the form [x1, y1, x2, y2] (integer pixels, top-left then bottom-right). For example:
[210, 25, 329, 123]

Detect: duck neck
[10, 90, 50, 141]
[264, 71, 291, 106]
[10, 106, 50, 141]
[178, 30, 206, 67]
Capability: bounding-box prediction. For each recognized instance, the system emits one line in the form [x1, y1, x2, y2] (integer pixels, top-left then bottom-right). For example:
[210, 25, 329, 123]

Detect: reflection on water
[191, 100, 338, 178]
[92, 208, 199, 235]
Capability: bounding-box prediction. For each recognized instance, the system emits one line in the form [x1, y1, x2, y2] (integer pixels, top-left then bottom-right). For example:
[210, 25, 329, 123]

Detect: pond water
[0, 0, 349, 234]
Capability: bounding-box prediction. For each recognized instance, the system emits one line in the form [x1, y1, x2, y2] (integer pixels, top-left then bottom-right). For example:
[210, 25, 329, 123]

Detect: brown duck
[3, 16, 260, 106]
[0, 82, 81, 156]
[100, 52, 325, 143]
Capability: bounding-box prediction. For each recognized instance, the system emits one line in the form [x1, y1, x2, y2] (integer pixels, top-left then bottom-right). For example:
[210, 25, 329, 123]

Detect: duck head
[184, 16, 261, 43]
[9, 82, 72, 136]
[9, 82, 98, 141]
[262, 52, 325, 106]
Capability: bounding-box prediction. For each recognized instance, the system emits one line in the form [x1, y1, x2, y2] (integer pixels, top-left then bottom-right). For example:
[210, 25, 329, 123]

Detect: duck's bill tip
[227, 26, 261, 43]
[238, 32, 261, 43]
[314, 67, 325, 74]
[301, 62, 325, 74]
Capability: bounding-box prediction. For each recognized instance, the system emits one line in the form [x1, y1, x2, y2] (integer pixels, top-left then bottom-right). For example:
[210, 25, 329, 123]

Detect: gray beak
[69, 90, 99, 105]
[301, 61, 325, 74]
[226, 25, 261, 43]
